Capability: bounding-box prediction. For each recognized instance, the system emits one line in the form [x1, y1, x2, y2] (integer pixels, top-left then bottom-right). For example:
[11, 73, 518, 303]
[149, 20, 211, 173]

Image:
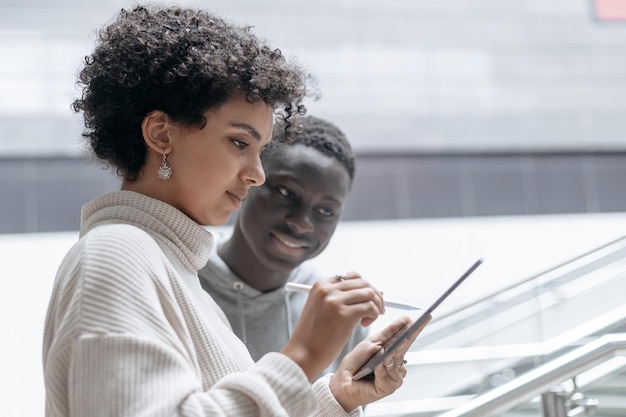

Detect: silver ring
[335, 273, 346, 282]
[396, 359, 407, 369]
[384, 362, 394, 369]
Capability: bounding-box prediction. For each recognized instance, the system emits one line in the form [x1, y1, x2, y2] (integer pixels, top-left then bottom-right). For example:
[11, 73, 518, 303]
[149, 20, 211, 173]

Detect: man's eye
[277, 185, 293, 198]
[317, 207, 335, 217]
[231, 139, 248, 150]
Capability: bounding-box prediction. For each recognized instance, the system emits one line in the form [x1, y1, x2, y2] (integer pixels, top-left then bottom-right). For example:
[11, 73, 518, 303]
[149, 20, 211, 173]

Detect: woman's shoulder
[74, 223, 167, 277]
[79, 223, 158, 254]
[50, 224, 179, 335]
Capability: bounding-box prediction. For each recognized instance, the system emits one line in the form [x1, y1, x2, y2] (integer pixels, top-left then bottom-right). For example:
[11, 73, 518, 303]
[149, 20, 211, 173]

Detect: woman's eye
[231, 138, 249, 150]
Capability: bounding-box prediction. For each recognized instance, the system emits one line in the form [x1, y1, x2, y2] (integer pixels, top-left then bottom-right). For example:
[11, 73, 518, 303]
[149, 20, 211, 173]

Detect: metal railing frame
[434, 333, 626, 417]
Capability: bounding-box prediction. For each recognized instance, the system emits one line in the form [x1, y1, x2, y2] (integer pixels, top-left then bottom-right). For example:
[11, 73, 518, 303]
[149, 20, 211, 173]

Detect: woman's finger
[316, 274, 385, 314]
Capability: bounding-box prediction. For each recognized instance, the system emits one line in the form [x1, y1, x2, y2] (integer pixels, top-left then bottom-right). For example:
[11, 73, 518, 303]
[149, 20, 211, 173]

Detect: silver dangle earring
[158, 152, 172, 180]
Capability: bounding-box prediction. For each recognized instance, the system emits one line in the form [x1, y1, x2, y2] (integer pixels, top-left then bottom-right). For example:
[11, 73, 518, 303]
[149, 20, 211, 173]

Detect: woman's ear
[142, 110, 176, 154]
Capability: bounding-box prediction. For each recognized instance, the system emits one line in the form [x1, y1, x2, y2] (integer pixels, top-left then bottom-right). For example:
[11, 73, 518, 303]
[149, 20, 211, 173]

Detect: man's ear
[141, 110, 176, 154]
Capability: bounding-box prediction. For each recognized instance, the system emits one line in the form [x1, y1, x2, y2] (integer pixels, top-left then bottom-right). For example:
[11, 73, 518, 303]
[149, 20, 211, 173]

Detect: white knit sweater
[43, 190, 360, 417]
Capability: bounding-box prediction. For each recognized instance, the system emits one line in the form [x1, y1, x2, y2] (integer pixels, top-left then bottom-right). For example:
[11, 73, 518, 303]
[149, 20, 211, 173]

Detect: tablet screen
[353, 258, 484, 380]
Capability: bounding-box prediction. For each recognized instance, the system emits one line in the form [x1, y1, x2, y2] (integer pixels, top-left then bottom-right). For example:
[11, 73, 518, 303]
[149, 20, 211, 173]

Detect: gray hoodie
[198, 232, 368, 376]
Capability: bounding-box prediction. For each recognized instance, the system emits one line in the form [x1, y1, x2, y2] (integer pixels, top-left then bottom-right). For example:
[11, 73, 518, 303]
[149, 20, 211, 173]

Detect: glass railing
[366, 334, 626, 417]
[365, 236, 626, 416]
[369, 305, 626, 405]
[437, 333, 626, 417]
[413, 235, 626, 351]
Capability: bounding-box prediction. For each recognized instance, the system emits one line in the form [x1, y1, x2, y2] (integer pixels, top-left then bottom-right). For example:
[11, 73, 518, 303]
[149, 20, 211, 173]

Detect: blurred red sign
[594, 0, 626, 21]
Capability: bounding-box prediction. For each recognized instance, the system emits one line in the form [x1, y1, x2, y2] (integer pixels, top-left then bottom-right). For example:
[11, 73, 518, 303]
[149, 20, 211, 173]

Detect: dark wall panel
[1, 152, 625, 234]
[406, 157, 464, 218]
[343, 157, 400, 221]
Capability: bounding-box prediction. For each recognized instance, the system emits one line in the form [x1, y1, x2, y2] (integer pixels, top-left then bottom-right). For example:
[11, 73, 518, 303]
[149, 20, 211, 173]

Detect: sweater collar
[80, 190, 214, 272]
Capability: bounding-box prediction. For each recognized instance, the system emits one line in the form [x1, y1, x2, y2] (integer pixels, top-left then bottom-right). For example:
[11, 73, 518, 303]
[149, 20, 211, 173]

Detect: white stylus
[285, 282, 421, 311]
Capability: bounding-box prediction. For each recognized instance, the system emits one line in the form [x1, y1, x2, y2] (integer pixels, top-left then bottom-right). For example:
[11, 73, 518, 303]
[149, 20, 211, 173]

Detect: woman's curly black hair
[267, 115, 355, 182]
[72, 4, 313, 181]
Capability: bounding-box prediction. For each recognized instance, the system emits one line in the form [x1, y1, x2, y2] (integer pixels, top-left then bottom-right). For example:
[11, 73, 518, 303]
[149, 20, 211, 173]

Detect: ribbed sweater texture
[42, 190, 360, 417]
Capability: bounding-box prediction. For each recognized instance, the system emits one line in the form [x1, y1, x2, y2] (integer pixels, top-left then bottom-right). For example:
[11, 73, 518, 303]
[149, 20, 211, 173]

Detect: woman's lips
[226, 190, 247, 209]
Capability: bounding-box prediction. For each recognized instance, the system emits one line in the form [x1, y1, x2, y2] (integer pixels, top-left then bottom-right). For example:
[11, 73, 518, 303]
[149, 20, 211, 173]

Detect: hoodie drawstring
[233, 282, 247, 344]
[284, 291, 293, 340]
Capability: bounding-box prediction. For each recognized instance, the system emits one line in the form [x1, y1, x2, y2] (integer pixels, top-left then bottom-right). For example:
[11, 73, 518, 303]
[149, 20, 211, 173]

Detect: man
[198, 115, 366, 374]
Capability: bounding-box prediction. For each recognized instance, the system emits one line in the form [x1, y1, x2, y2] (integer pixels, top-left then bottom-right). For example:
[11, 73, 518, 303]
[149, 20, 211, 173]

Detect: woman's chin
[199, 210, 235, 227]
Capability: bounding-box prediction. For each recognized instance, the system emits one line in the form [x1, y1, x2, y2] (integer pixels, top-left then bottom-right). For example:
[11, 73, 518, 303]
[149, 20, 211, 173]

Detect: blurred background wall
[2, 0, 626, 233]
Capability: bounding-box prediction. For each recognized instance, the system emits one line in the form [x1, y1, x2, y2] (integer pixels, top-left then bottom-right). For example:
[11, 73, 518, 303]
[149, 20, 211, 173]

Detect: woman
[43, 5, 423, 416]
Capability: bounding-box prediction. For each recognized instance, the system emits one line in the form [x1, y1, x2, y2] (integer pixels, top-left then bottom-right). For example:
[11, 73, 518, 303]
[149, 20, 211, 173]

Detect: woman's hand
[329, 315, 431, 412]
[281, 272, 385, 381]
